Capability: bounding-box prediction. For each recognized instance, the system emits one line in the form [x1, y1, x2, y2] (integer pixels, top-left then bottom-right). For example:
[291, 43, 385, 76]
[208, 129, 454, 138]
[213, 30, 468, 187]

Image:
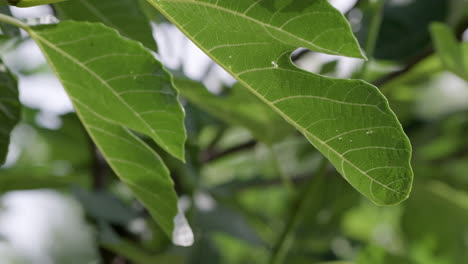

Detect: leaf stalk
[358, 0, 384, 79]
[268, 157, 329, 264]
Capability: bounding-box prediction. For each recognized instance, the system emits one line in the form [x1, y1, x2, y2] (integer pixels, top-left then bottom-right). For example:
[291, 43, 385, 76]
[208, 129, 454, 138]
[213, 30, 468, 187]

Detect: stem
[269, 144, 295, 194]
[200, 139, 257, 163]
[0, 13, 28, 31]
[268, 157, 328, 264]
[357, 0, 384, 79]
[90, 140, 108, 190]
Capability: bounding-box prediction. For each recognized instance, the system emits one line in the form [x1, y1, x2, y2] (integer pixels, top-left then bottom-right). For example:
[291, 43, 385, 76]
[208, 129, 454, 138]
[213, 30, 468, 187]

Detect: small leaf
[0, 60, 20, 165]
[176, 79, 292, 143]
[54, 0, 158, 51]
[147, 0, 413, 204]
[26, 21, 189, 243]
[430, 22, 468, 81]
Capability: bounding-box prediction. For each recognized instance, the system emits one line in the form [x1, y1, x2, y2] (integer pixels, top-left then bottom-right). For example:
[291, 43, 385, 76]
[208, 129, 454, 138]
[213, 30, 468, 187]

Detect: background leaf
[0, 59, 20, 164]
[54, 0, 158, 51]
[430, 22, 468, 81]
[402, 181, 468, 263]
[176, 79, 292, 143]
[147, 0, 413, 205]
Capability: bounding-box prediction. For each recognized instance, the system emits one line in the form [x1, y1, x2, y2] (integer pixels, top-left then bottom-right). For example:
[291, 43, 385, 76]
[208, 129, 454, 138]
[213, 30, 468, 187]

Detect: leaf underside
[148, 0, 413, 205]
[28, 21, 186, 236]
[54, 0, 158, 51]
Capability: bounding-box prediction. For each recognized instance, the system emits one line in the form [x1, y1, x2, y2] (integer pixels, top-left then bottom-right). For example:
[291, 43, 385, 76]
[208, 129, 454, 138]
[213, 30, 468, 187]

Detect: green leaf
[0, 6, 20, 38]
[176, 79, 292, 143]
[73, 188, 137, 225]
[0, 60, 20, 165]
[54, 0, 158, 51]
[430, 22, 468, 81]
[25, 21, 190, 244]
[0, 172, 77, 193]
[30, 22, 185, 160]
[147, 0, 413, 205]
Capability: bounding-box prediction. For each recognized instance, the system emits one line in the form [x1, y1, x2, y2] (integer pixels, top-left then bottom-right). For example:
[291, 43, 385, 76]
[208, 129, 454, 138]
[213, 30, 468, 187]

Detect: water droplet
[271, 61, 278, 68]
[338, 137, 343, 140]
[366, 130, 373, 134]
[349, 139, 353, 142]
[335, 130, 339, 132]
[228, 55, 232, 58]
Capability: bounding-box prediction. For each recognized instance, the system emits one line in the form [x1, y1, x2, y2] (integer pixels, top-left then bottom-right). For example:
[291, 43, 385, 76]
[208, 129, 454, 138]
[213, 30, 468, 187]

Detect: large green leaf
[54, 0, 158, 51]
[0, 59, 20, 165]
[30, 22, 185, 160]
[147, 0, 413, 204]
[430, 22, 468, 81]
[176, 79, 292, 143]
[24, 21, 190, 244]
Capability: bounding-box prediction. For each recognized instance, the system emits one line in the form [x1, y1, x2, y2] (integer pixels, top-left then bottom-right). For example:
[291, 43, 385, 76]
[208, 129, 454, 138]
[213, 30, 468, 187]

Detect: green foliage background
[0, 0, 467, 263]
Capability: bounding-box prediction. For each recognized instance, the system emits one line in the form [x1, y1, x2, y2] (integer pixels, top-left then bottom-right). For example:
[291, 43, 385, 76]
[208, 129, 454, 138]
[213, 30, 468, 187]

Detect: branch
[356, 0, 384, 79]
[268, 158, 329, 264]
[90, 141, 108, 190]
[372, 48, 433, 87]
[210, 174, 313, 194]
[200, 139, 257, 163]
[373, 19, 467, 87]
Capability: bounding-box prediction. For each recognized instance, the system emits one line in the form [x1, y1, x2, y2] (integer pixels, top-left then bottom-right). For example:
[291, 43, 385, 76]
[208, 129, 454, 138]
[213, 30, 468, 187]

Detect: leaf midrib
[151, 1, 405, 196]
[29, 30, 170, 153]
